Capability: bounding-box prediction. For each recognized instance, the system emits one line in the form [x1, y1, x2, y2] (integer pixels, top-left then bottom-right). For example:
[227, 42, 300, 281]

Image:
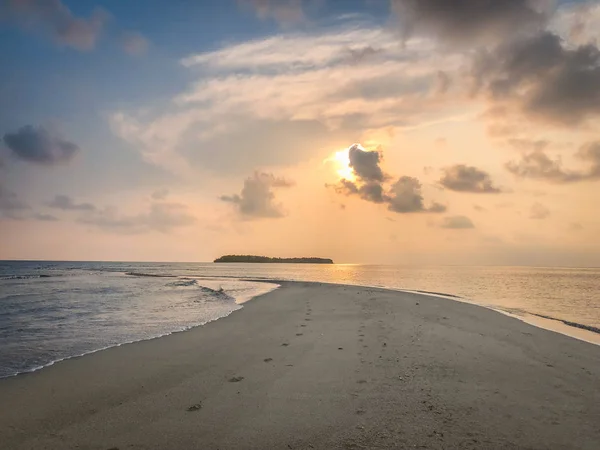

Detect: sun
[326, 147, 355, 181]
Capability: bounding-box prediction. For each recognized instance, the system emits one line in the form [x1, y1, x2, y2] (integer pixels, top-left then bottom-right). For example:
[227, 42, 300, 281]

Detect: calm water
[0, 261, 598, 378]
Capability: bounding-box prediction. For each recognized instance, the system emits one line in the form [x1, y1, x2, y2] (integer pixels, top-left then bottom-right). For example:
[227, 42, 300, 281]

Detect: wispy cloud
[112, 23, 466, 176]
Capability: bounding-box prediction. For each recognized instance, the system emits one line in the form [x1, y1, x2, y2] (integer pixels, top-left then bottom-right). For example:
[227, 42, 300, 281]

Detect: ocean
[1, 261, 598, 378]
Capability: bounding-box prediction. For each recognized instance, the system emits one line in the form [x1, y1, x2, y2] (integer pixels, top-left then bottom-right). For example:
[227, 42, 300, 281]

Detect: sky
[0, 0, 599, 266]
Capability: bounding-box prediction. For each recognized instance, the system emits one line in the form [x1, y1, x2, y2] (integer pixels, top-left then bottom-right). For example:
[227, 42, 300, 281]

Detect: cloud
[220, 172, 293, 219]
[439, 164, 501, 193]
[121, 31, 149, 56]
[79, 202, 196, 234]
[336, 179, 387, 204]
[113, 23, 466, 176]
[0, 184, 30, 219]
[388, 176, 428, 213]
[34, 213, 59, 222]
[440, 215, 475, 229]
[47, 195, 95, 211]
[2, 0, 109, 51]
[151, 189, 169, 200]
[505, 142, 600, 183]
[238, 0, 306, 25]
[507, 138, 549, 152]
[473, 31, 600, 124]
[433, 70, 452, 95]
[569, 222, 583, 231]
[348, 144, 385, 182]
[3, 125, 79, 165]
[530, 202, 550, 219]
[391, 0, 550, 46]
[333, 145, 445, 214]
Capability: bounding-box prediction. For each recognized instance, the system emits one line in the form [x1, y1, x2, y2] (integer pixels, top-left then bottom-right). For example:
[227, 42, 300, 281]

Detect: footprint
[305, 319, 311, 321]
[296, 333, 303, 336]
[359, 338, 364, 342]
[356, 409, 366, 415]
[357, 379, 367, 384]
[300, 324, 307, 327]
[264, 358, 273, 362]
[338, 347, 344, 350]
[187, 403, 202, 412]
[281, 343, 289, 346]
[229, 376, 244, 383]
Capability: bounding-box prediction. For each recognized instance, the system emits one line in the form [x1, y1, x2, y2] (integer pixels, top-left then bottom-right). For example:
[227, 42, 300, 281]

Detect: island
[213, 255, 334, 264]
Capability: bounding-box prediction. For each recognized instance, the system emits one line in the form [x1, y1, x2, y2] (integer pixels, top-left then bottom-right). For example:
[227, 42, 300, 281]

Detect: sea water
[1, 261, 598, 378]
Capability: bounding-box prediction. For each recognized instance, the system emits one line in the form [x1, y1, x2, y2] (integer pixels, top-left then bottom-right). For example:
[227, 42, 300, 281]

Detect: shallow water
[1, 261, 598, 377]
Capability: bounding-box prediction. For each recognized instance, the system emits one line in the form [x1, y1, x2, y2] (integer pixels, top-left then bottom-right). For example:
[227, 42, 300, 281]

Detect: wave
[529, 313, 600, 335]
[164, 278, 234, 302]
[0, 274, 56, 280]
[166, 278, 198, 287]
[0, 307, 242, 380]
[198, 285, 229, 297]
[125, 272, 176, 278]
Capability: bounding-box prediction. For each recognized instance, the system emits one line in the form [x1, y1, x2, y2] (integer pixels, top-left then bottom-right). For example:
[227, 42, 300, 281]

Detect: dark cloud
[474, 31, 600, 124]
[221, 172, 293, 219]
[348, 144, 385, 182]
[387, 177, 423, 213]
[440, 215, 475, 229]
[47, 195, 95, 211]
[505, 142, 600, 183]
[359, 182, 387, 204]
[79, 202, 196, 234]
[391, 0, 549, 46]
[34, 213, 59, 222]
[439, 165, 501, 193]
[2, 0, 108, 51]
[3, 125, 79, 165]
[121, 31, 149, 56]
[530, 202, 550, 220]
[336, 179, 387, 204]
[0, 184, 29, 219]
[428, 202, 447, 213]
[332, 145, 445, 214]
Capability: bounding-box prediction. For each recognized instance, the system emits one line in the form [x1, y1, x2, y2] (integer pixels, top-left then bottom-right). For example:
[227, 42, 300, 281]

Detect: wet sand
[1, 281, 599, 449]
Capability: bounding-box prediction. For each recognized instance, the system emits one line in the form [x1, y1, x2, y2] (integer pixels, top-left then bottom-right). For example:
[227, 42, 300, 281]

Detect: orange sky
[1, 0, 599, 266]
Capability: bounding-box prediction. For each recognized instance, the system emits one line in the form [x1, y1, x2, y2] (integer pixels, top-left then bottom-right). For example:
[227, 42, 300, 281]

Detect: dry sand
[1, 281, 599, 449]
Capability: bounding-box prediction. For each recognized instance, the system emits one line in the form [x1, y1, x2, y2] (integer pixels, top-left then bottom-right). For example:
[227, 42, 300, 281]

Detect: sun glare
[327, 148, 355, 181]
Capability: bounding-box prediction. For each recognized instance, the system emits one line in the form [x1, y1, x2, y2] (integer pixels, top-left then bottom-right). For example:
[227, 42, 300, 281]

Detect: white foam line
[254, 279, 600, 347]
[2, 278, 282, 380]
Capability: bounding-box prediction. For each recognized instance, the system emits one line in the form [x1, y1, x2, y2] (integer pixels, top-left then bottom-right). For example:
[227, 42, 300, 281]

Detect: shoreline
[248, 279, 600, 346]
[3, 278, 598, 380]
[1, 281, 599, 449]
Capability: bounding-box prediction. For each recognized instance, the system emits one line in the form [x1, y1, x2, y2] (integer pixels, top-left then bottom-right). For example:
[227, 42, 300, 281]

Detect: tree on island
[213, 255, 334, 264]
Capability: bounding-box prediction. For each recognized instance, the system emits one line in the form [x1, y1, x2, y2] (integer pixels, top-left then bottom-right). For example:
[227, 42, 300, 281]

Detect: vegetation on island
[213, 255, 334, 264]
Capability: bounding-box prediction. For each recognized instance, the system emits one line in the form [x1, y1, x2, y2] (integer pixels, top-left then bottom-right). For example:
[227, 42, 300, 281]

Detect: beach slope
[1, 282, 599, 449]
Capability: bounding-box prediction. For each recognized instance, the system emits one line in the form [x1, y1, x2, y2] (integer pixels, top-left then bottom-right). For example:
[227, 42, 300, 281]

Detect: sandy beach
[1, 281, 599, 450]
